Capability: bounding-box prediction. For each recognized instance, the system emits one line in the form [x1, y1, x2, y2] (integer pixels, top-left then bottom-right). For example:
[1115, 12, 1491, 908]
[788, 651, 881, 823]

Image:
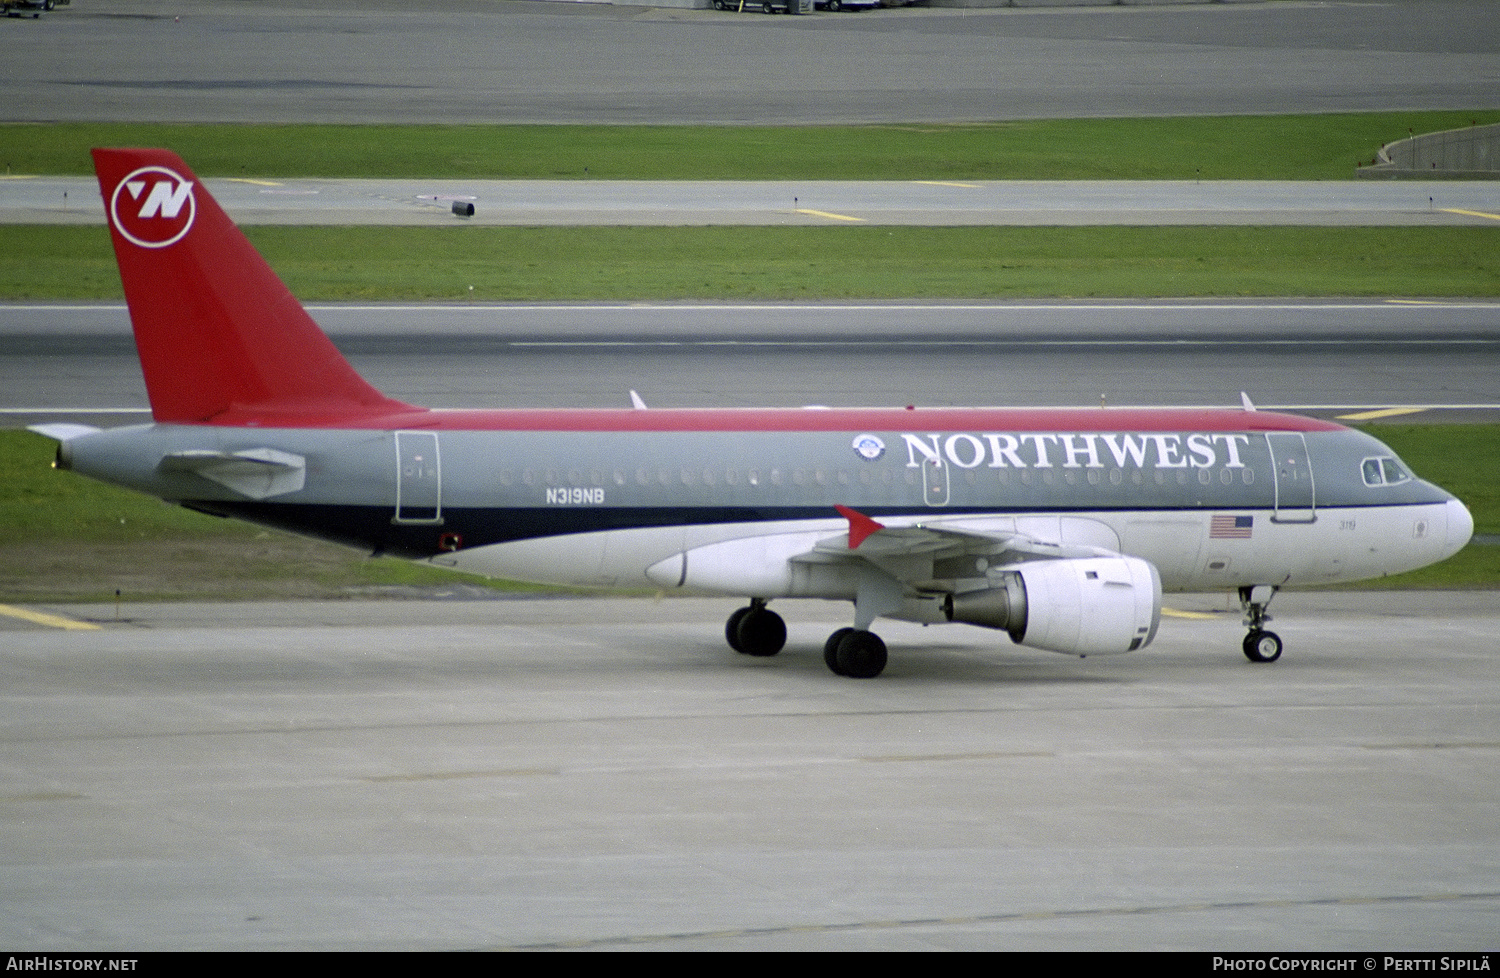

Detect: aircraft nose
[1445, 497, 1474, 557]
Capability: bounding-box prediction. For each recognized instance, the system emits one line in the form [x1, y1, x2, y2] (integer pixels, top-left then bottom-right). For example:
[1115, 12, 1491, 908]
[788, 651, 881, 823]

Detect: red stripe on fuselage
[204, 405, 1344, 434]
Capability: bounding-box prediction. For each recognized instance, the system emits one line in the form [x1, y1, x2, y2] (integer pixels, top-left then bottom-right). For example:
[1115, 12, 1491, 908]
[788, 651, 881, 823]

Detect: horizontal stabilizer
[27, 423, 102, 443]
[158, 448, 307, 500]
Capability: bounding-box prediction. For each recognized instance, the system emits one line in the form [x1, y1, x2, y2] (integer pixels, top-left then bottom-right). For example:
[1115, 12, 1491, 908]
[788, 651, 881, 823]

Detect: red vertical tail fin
[92, 148, 413, 424]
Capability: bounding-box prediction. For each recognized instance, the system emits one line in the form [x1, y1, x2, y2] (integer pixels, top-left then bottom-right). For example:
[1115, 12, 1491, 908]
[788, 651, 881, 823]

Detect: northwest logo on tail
[108, 165, 196, 249]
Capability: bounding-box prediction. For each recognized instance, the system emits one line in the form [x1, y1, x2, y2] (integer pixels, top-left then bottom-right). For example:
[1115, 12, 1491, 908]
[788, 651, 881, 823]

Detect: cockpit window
[1362, 456, 1412, 487]
[1381, 458, 1411, 485]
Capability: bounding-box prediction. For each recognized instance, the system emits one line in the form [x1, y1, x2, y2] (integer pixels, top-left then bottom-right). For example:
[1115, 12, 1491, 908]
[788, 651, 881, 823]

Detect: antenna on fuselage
[1240, 391, 1258, 412]
[630, 390, 648, 410]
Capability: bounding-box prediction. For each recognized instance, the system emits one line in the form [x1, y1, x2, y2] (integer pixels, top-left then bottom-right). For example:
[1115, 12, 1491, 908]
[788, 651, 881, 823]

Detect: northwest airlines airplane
[31, 149, 1475, 678]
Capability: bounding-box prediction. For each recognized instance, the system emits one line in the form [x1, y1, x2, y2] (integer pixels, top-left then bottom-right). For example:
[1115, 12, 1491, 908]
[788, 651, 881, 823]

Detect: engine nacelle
[946, 556, 1161, 656]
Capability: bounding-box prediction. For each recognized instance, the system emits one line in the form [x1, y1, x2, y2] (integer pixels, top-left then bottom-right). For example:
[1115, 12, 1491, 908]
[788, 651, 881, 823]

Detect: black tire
[823, 627, 855, 675]
[836, 629, 888, 679]
[1243, 629, 1283, 663]
[725, 606, 752, 653]
[737, 608, 787, 657]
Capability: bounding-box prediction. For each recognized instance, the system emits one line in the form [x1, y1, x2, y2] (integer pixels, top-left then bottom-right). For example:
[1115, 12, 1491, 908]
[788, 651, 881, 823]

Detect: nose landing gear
[1239, 585, 1283, 663]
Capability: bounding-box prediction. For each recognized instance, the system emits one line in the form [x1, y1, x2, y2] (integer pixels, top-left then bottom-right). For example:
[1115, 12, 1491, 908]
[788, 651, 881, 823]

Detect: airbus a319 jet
[30, 149, 1474, 678]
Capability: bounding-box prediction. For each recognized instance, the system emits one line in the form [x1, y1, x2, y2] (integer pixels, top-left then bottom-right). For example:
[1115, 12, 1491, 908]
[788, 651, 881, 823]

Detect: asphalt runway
[2, 593, 1497, 950]
[3, 301, 1497, 424]
[6, 0, 1498, 125]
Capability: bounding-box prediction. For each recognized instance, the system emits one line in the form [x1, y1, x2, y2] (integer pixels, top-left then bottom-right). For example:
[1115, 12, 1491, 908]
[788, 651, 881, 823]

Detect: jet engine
[945, 555, 1161, 656]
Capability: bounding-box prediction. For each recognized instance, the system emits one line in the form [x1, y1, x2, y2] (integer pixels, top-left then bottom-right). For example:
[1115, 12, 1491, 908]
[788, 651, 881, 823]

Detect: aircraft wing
[796, 504, 1116, 575]
[783, 505, 1159, 649]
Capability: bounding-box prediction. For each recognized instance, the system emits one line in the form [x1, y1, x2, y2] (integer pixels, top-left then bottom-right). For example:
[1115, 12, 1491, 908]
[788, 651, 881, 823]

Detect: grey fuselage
[55, 408, 1473, 594]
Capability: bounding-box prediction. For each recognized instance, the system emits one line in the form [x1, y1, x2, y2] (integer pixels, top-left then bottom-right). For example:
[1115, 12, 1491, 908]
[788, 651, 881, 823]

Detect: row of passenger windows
[493, 465, 1259, 489]
[486, 459, 1416, 493]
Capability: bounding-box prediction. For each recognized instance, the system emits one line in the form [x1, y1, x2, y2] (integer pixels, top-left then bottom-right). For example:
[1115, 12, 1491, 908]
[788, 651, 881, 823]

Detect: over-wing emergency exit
[30, 149, 1474, 678]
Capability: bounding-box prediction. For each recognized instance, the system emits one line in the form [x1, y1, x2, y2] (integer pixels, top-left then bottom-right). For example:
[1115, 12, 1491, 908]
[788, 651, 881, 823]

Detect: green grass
[3, 225, 1496, 301]
[5, 112, 1497, 181]
[2, 426, 1495, 600]
[2, 430, 234, 543]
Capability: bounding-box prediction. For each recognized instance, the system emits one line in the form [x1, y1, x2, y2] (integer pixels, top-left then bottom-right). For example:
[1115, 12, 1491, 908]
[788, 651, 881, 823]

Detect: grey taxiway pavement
[2, 593, 1498, 950]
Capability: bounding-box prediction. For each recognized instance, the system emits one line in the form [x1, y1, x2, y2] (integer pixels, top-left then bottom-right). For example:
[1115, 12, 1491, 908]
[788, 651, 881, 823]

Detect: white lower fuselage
[436, 499, 1471, 596]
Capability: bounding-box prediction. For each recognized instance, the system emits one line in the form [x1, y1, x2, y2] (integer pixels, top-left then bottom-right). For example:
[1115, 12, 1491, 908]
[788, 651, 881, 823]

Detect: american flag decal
[1211, 515, 1254, 539]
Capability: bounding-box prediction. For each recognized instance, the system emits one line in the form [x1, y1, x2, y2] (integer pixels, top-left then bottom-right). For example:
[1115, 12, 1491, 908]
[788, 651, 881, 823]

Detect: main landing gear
[823, 627, 887, 679]
[725, 599, 786, 657]
[1239, 584, 1283, 663]
[723, 603, 889, 678]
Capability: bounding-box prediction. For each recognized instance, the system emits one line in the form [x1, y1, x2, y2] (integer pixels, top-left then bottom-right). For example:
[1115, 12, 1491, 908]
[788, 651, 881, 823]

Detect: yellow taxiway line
[795, 208, 864, 223]
[1160, 607, 1222, 620]
[1337, 406, 1431, 421]
[0, 604, 101, 631]
[1441, 208, 1500, 222]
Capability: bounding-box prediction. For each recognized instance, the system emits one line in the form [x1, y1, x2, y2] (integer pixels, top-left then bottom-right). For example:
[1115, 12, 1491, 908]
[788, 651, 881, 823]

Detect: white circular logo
[109, 165, 197, 249]
[852, 434, 885, 461]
